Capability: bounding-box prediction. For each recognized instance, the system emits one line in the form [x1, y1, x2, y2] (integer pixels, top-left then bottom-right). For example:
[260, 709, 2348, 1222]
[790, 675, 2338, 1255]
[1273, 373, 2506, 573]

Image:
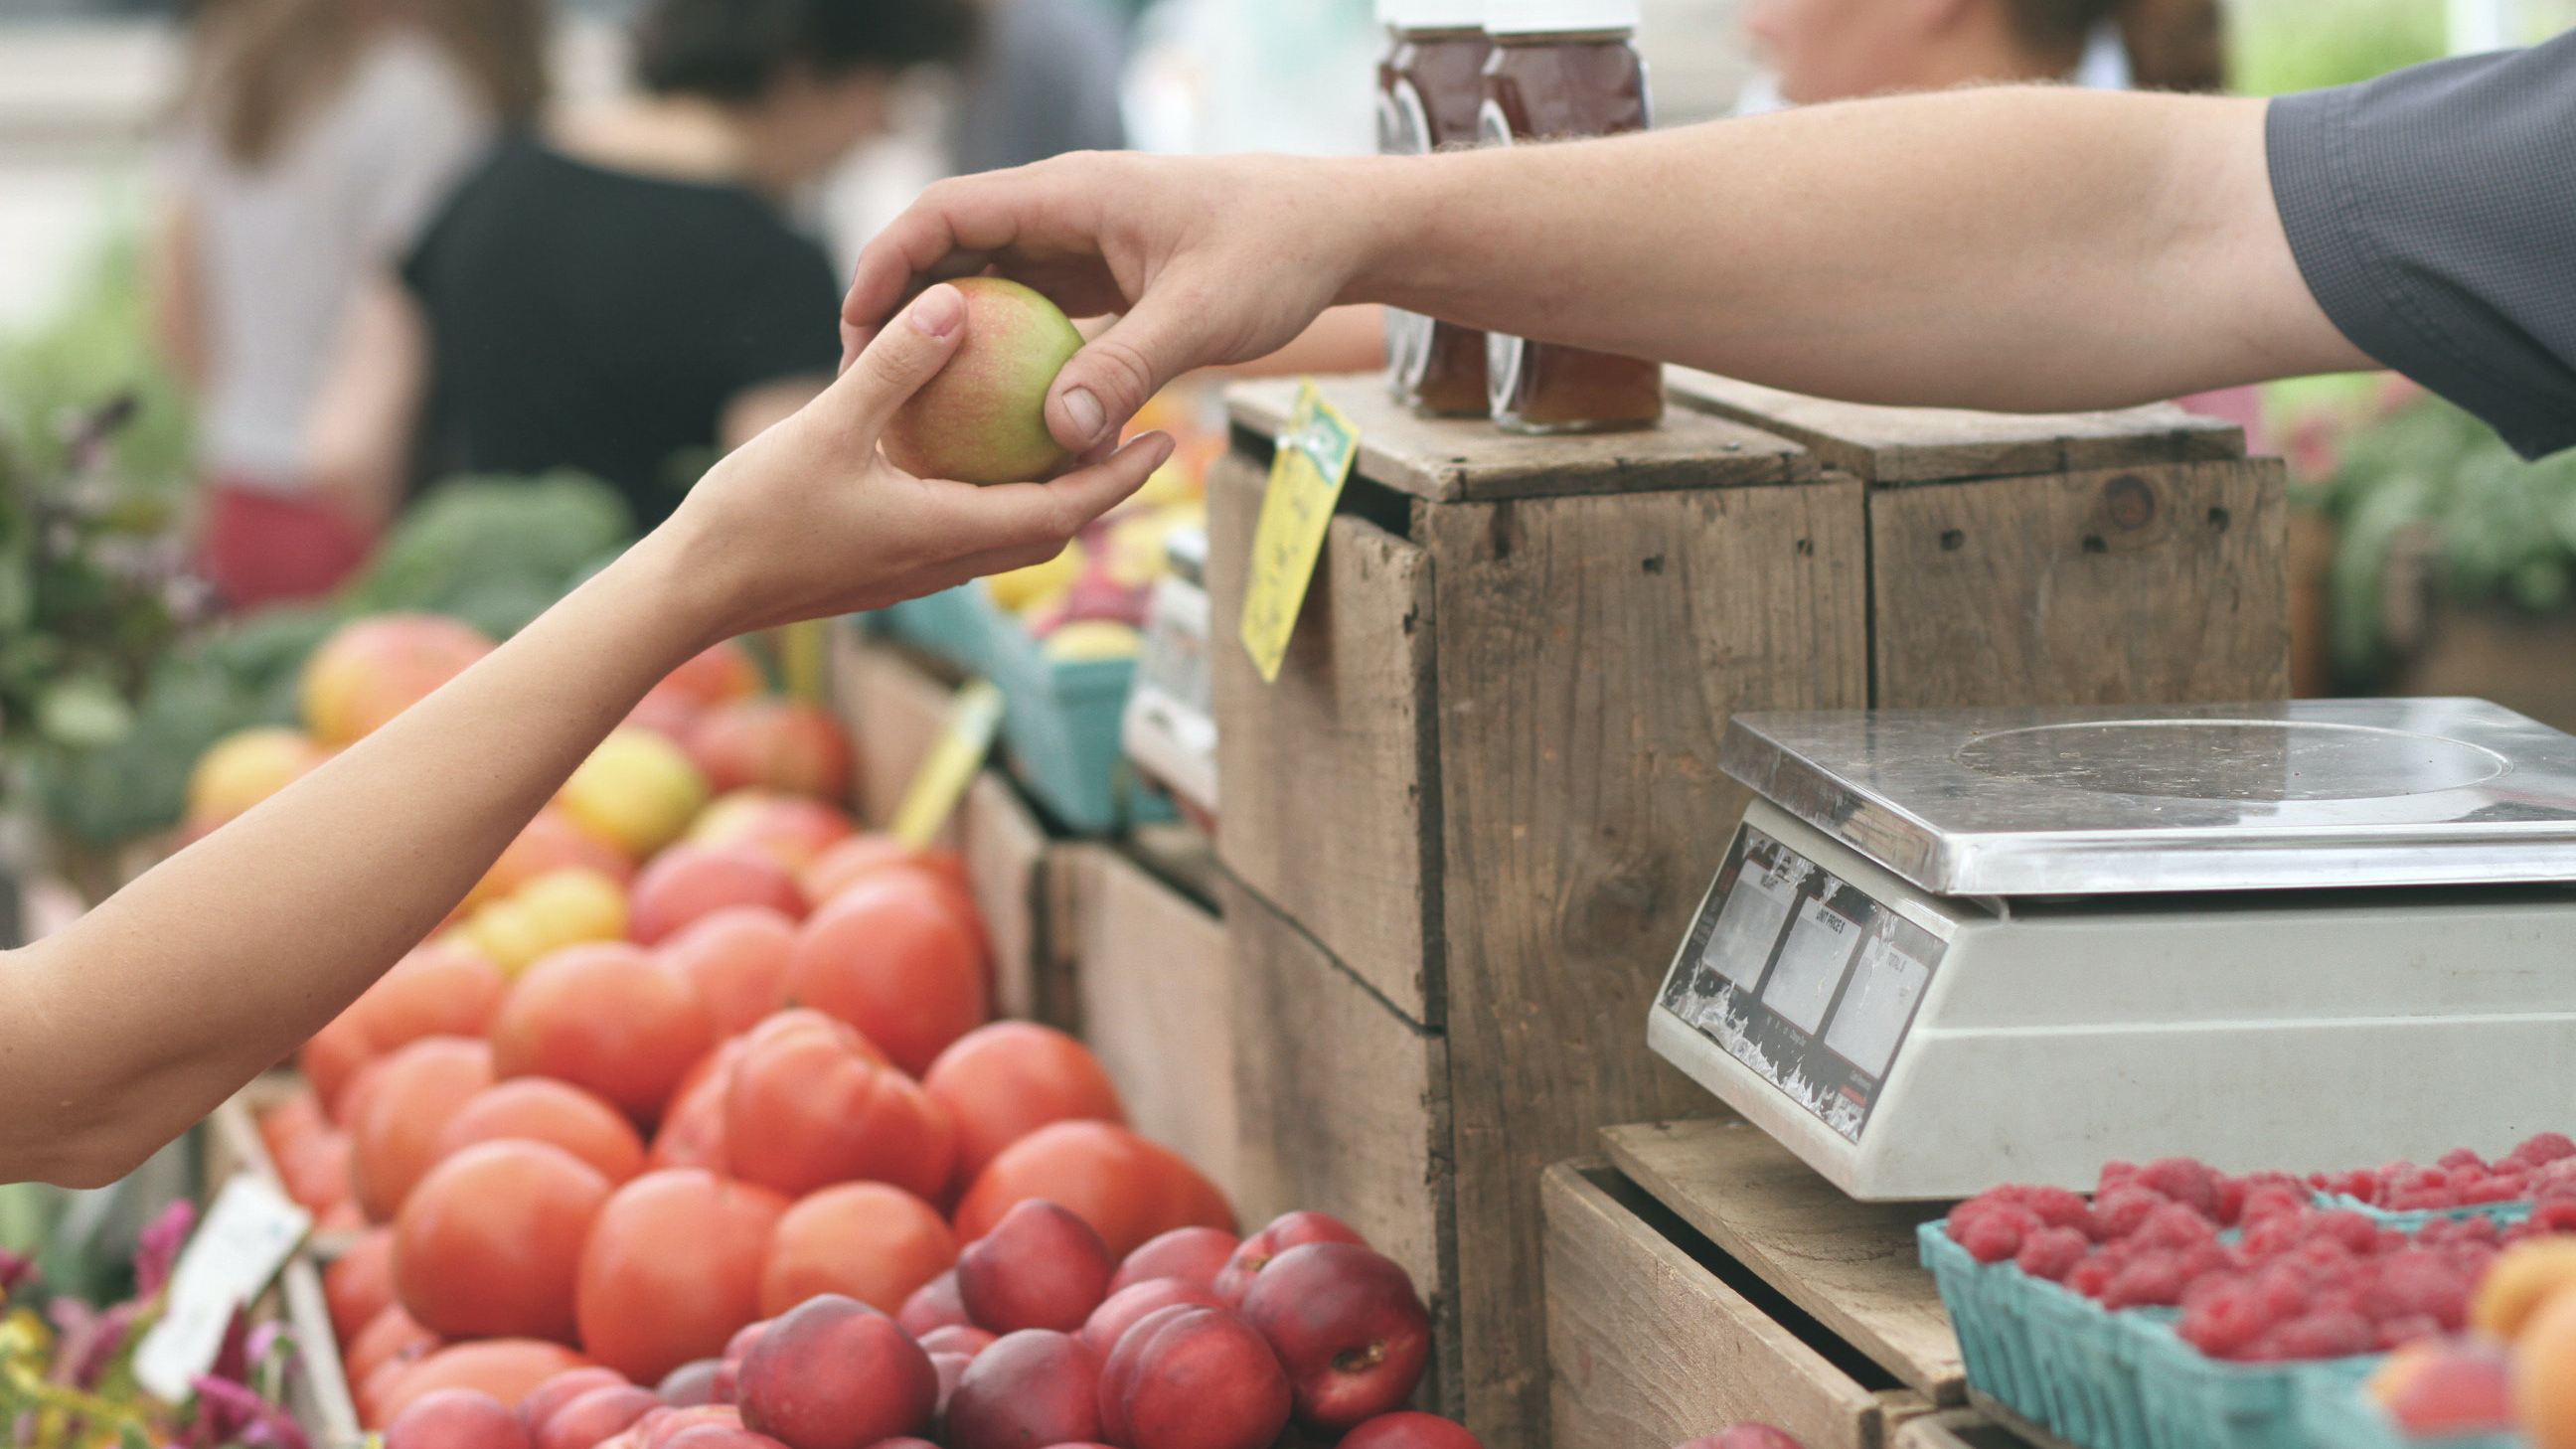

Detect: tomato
[785, 874, 987, 1077]
[373, 1340, 590, 1427]
[648, 1038, 746, 1174]
[275, 1123, 354, 1215]
[257, 1090, 327, 1164]
[354, 942, 508, 1052]
[326, 1227, 398, 1346]
[350, 1037, 495, 1222]
[797, 839, 976, 927]
[522, 1367, 634, 1437]
[436, 1077, 647, 1185]
[396, 1140, 613, 1341]
[655, 907, 797, 1037]
[470, 806, 637, 911]
[758, 1182, 958, 1318]
[629, 847, 805, 947]
[576, 1170, 789, 1383]
[300, 1010, 375, 1118]
[345, 1303, 442, 1389]
[954, 1121, 1235, 1257]
[652, 640, 763, 710]
[684, 699, 850, 800]
[488, 942, 713, 1124]
[922, 1022, 1126, 1190]
[690, 792, 855, 872]
[724, 1011, 953, 1202]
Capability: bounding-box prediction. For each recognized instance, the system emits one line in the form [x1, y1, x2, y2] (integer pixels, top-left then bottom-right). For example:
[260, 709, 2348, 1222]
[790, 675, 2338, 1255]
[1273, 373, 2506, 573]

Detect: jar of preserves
[1377, 0, 1493, 415]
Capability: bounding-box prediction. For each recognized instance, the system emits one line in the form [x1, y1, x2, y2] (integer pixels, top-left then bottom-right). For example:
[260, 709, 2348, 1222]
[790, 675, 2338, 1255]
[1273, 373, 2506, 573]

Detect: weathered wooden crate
[1545, 1117, 1968, 1449]
[1208, 373, 2286, 1449]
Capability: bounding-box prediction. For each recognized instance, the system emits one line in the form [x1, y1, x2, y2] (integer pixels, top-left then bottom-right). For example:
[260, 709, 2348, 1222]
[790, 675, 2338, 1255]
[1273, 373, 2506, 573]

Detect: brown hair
[2000, 0, 2226, 91]
[184, 0, 549, 167]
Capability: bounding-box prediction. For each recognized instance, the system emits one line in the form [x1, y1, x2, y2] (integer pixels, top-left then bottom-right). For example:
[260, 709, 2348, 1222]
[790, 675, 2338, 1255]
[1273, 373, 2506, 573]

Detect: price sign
[1238, 382, 1360, 684]
[132, 1175, 310, 1402]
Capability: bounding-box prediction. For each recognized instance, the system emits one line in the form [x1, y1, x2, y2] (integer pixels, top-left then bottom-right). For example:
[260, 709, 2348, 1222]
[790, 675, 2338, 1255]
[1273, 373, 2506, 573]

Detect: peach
[1096, 1304, 1291, 1449]
[735, 1295, 936, 1449]
[523, 1368, 632, 1435]
[1111, 1227, 1240, 1295]
[1214, 1211, 1367, 1309]
[185, 725, 325, 831]
[690, 791, 856, 871]
[2515, 1289, 2576, 1448]
[2474, 1237, 2576, 1340]
[638, 1405, 748, 1447]
[660, 1360, 724, 1407]
[899, 1270, 972, 1338]
[1239, 1243, 1430, 1429]
[388, 1387, 531, 1449]
[630, 846, 805, 945]
[687, 700, 851, 802]
[944, 1330, 1103, 1449]
[563, 728, 711, 858]
[663, 1427, 787, 1449]
[958, 1199, 1115, 1334]
[2375, 1340, 2511, 1436]
[917, 1325, 995, 1358]
[1082, 1279, 1226, 1360]
[883, 277, 1084, 485]
[301, 613, 493, 746]
[539, 1385, 661, 1449]
[1341, 1412, 1484, 1449]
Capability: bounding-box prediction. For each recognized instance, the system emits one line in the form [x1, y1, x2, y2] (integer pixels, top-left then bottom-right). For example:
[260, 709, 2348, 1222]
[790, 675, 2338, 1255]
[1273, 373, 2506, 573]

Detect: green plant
[2229, 0, 2447, 95]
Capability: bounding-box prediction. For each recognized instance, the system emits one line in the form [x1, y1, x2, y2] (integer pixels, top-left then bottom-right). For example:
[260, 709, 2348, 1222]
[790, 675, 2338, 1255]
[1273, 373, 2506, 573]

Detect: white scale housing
[1646, 699, 2576, 1201]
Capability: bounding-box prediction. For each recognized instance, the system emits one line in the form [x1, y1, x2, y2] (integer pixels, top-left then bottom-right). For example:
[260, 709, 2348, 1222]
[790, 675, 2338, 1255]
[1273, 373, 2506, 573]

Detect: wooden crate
[1208, 374, 2286, 1449]
[204, 1078, 365, 1447]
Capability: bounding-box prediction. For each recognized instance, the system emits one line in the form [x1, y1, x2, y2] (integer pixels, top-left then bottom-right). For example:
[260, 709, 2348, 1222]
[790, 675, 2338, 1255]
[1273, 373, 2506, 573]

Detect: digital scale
[1648, 698, 2576, 1201]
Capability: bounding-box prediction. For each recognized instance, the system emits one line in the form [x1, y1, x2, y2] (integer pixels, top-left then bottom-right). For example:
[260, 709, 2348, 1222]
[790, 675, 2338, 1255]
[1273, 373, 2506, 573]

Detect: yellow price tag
[890, 679, 1005, 849]
[1239, 381, 1361, 683]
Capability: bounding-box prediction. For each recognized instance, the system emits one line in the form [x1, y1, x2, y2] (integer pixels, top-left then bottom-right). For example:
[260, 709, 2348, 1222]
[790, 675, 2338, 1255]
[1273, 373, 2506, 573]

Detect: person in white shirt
[153, 0, 545, 608]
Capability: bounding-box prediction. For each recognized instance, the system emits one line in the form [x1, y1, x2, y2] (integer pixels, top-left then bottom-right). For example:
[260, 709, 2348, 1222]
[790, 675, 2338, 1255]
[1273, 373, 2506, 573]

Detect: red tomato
[922, 1023, 1126, 1190]
[785, 874, 987, 1077]
[652, 640, 763, 710]
[326, 1227, 398, 1346]
[576, 1170, 788, 1383]
[723, 1011, 953, 1202]
[436, 1077, 647, 1185]
[350, 1037, 495, 1222]
[345, 1303, 442, 1388]
[758, 1182, 958, 1317]
[692, 792, 855, 871]
[656, 908, 798, 1037]
[648, 1038, 746, 1174]
[300, 1010, 375, 1118]
[373, 1341, 590, 1427]
[396, 1140, 613, 1341]
[470, 806, 636, 911]
[352, 942, 509, 1052]
[488, 942, 713, 1124]
[954, 1121, 1235, 1257]
[257, 1090, 326, 1165]
[629, 847, 805, 946]
[685, 699, 850, 800]
[275, 1124, 355, 1215]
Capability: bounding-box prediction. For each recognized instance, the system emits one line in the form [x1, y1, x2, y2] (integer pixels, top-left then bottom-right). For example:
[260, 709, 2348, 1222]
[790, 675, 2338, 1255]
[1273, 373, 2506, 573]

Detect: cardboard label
[890, 678, 1004, 849]
[1239, 382, 1360, 684]
[132, 1175, 310, 1402]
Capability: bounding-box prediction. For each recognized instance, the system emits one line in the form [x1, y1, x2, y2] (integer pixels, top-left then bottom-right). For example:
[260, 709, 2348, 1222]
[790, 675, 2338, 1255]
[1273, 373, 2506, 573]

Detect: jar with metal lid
[1377, 0, 1493, 415]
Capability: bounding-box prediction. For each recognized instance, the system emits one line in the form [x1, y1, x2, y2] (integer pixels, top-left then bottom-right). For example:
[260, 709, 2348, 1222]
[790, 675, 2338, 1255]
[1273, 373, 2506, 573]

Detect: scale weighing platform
[1647, 698, 2576, 1201]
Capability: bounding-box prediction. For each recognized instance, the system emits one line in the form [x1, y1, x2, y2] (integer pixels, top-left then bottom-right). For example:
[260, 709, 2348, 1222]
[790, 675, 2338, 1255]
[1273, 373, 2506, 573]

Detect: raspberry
[2360, 1251, 2471, 1330]
[2509, 1132, 2576, 1168]
[2100, 1251, 2187, 1309]
[2093, 1186, 2171, 1241]
[2439, 1148, 2489, 1174]
[2462, 1175, 2525, 1205]
[2137, 1158, 2224, 1219]
[2066, 1252, 2122, 1299]
[2240, 1186, 2308, 1226]
[2320, 1210, 2381, 1254]
[1957, 1206, 2041, 1264]
[2135, 1203, 2219, 1251]
[2264, 1308, 2375, 1361]
[2097, 1161, 2140, 1194]
[2178, 1281, 2277, 1359]
[2018, 1187, 2097, 1238]
[2014, 1226, 2091, 1283]
[2242, 1208, 2317, 1258]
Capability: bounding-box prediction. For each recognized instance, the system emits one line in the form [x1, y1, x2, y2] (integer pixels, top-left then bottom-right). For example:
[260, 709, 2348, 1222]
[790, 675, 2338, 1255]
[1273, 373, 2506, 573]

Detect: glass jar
[1377, 0, 1493, 415]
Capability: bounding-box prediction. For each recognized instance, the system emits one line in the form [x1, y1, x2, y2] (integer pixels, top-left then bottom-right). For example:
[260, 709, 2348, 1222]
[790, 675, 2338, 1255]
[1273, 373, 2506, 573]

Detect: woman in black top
[308, 0, 974, 530]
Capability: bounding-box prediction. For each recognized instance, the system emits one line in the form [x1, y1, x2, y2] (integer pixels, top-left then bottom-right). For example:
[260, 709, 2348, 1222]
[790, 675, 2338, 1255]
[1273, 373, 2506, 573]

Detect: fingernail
[908, 284, 963, 338]
[1062, 387, 1106, 444]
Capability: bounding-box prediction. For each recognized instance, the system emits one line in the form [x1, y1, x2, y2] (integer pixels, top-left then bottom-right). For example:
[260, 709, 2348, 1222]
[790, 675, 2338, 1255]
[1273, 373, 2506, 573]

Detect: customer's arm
[845, 88, 2369, 451]
[0, 283, 1171, 1189]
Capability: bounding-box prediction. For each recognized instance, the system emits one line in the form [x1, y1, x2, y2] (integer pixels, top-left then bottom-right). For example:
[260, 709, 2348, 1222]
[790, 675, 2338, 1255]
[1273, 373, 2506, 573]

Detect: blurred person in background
[153, 0, 547, 608]
[950, 0, 1128, 174]
[304, 0, 975, 534]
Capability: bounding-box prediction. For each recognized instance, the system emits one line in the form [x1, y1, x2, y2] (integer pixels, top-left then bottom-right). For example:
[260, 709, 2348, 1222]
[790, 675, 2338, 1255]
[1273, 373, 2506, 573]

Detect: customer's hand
[668, 280, 1174, 641]
[842, 151, 1381, 456]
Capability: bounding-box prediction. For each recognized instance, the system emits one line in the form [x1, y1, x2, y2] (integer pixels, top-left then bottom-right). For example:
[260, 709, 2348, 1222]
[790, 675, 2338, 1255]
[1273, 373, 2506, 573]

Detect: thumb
[820, 282, 968, 440]
[1044, 288, 1218, 453]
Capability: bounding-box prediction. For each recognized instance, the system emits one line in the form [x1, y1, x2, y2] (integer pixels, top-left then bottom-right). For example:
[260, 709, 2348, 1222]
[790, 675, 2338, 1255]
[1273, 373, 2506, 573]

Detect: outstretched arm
[844, 86, 2370, 453]
[0, 283, 1173, 1189]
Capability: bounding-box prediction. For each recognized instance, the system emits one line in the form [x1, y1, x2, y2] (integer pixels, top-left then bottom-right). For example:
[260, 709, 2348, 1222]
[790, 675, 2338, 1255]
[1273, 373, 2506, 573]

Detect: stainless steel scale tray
[1719, 698, 2576, 896]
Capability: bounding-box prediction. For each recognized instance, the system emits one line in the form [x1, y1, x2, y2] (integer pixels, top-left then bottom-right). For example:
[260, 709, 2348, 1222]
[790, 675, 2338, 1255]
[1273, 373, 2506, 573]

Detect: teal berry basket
[873, 584, 1175, 835]
[2120, 1311, 2378, 1449]
[1920, 1222, 2157, 1449]
[2311, 1194, 2535, 1233]
[2293, 1358, 2527, 1449]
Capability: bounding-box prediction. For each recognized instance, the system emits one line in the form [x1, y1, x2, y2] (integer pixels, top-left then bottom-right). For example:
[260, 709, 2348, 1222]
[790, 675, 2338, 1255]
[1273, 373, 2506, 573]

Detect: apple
[957, 1199, 1115, 1333]
[1238, 1243, 1430, 1428]
[1112, 1226, 1241, 1295]
[1340, 1411, 1484, 1449]
[1097, 1305, 1291, 1449]
[1213, 1211, 1368, 1309]
[1082, 1278, 1227, 1359]
[389, 1388, 532, 1449]
[943, 1329, 1103, 1449]
[733, 1295, 936, 1449]
[883, 277, 1084, 485]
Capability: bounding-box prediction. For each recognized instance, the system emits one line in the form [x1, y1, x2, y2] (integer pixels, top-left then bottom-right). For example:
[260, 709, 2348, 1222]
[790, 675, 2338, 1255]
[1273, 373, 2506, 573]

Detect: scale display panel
[1658, 822, 1948, 1144]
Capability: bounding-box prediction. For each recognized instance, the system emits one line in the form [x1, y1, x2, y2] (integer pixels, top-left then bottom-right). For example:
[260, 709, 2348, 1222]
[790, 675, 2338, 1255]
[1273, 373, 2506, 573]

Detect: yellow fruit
[185, 726, 326, 828]
[687, 788, 780, 845]
[1043, 620, 1141, 662]
[560, 726, 709, 857]
[2477, 1238, 2576, 1340]
[1132, 458, 1199, 510]
[463, 866, 627, 975]
[2514, 1283, 2576, 1448]
[988, 542, 1085, 612]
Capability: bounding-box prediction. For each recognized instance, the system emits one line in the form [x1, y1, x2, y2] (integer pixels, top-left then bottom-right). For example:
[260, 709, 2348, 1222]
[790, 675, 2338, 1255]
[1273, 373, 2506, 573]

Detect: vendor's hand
[666, 281, 1174, 640]
[841, 151, 1380, 455]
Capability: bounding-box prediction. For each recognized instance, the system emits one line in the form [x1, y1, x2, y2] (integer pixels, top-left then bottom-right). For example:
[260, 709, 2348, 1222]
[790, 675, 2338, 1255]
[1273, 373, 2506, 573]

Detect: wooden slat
[1603, 1118, 1964, 1402]
[1226, 375, 1816, 502]
[830, 625, 964, 841]
[958, 771, 1048, 1022]
[1868, 459, 2291, 707]
[1222, 873, 1454, 1410]
[1074, 848, 1239, 1202]
[1207, 450, 1439, 1021]
[1892, 1409, 2041, 1449]
[208, 1083, 364, 1446]
[1543, 1161, 1931, 1449]
[1425, 477, 1872, 1445]
[1666, 369, 2245, 486]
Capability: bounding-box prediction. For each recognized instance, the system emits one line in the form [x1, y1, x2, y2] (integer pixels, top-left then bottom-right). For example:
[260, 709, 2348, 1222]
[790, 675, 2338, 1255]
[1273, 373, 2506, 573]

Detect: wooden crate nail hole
[1642, 556, 1667, 574]
[1938, 530, 1965, 552]
[2081, 534, 2108, 555]
[1795, 538, 1816, 557]
[2208, 506, 2231, 532]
